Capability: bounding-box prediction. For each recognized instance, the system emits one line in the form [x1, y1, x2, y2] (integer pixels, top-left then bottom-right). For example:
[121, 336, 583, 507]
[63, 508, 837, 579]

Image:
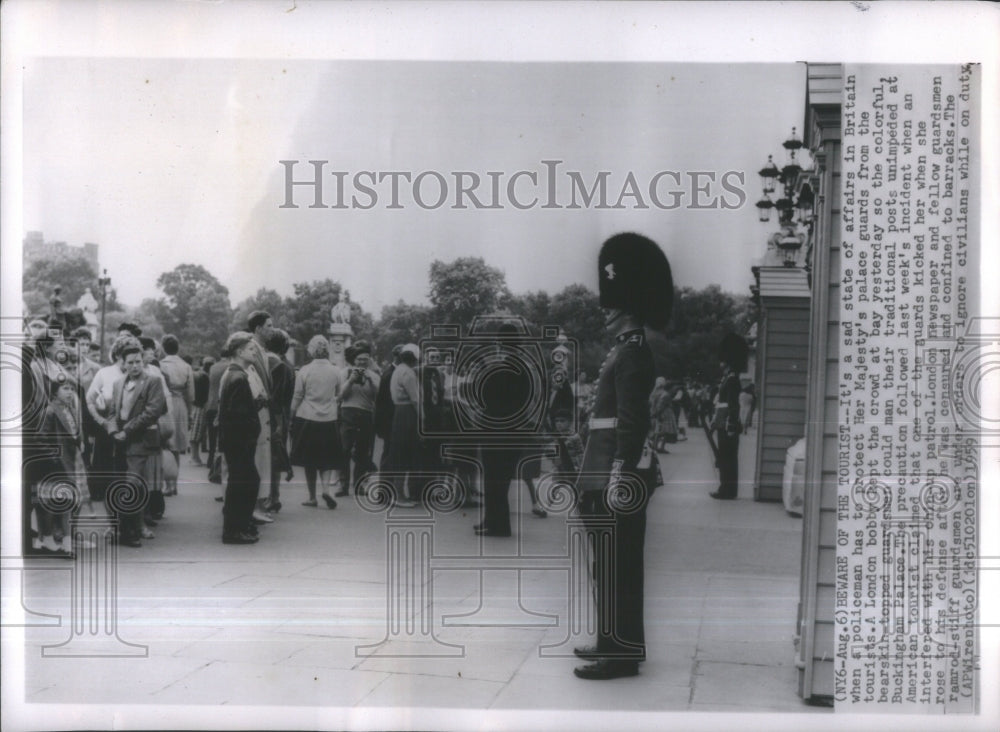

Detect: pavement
[7, 423, 831, 724]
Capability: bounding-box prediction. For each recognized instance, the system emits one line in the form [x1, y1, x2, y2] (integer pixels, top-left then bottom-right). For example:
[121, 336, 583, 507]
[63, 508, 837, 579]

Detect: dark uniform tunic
[713, 370, 742, 498]
[577, 328, 655, 661]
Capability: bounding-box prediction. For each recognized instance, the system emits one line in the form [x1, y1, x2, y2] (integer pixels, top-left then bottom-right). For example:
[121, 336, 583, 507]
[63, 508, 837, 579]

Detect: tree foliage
[23, 250, 98, 306]
[231, 288, 289, 333]
[22, 250, 126, 318]
[151, 264, 232, 358]
[283, 280, 374, 347]
[184, 287, 234, 358]
[373, 301, 433, 358]
[656, 285, 753, 384]
[428, 257, 508, 329]
[547, 284, 606, 378]
[82, 254, 751, 382]
[505, 290, 552, 334]
[155, 264, 229, 335]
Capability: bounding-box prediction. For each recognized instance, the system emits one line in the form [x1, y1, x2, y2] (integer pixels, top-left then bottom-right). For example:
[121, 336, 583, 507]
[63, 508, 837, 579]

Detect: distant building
[23, 231, 100, 272]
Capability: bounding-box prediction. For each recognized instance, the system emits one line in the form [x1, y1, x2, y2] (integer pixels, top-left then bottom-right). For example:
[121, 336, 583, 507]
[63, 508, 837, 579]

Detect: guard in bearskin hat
[573, 232, 672, 680]
[709, 332, 748, 500]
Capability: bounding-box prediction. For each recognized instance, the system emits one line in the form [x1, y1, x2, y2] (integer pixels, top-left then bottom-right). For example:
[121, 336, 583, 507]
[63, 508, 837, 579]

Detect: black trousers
[482, 448, 521, 535]
[716, 429, 739, 498]
[205, 408, 219, 468]
[223, 446, 260, 536]
[339, 407, 376, 493]
[111, 444, 145, 542]
[88, 429, 117, 502]
[580, 489, 648, 661]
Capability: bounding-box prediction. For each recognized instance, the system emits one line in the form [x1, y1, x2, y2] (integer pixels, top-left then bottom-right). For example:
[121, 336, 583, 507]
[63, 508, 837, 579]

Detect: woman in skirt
[380, 344, 421, 507]
[289, 335, 344, 508]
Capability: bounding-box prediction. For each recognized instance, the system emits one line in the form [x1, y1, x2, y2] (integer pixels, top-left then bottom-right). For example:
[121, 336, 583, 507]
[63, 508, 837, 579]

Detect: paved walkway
[10, 424, 830, 722]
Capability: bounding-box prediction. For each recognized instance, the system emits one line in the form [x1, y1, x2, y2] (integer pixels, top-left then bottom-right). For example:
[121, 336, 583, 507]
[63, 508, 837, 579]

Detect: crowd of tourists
[21, 305, 752, 552]
[20, 232, 754, 684]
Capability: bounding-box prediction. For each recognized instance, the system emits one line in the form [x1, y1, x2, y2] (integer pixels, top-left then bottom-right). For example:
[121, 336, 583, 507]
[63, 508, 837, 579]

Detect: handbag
[157, 413, 174, 448]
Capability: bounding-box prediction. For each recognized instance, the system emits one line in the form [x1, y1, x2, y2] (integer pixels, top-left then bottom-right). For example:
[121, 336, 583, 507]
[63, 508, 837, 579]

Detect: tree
[505, 290, 551, 335]
[231, 288, 288, 333]
[547, 284, 607, 378]
[135, 299, 168, 340]
[155, 264, 229, 335]
[373, 301, 433, 358]
[151, 264, 232, 358]
[22, 250, 106, 318]
[284, 280, 375, 347]
[428, 257, 508, 329]
[659, 285, 752, 384]
[183, 287, 233, 358]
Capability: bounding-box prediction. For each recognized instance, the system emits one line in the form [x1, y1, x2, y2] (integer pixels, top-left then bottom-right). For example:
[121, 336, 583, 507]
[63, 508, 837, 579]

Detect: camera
[419, 315, 577, 440]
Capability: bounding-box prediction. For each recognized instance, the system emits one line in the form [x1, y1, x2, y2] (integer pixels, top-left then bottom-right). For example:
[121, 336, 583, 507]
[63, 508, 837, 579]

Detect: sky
[23, 58, 806, 315]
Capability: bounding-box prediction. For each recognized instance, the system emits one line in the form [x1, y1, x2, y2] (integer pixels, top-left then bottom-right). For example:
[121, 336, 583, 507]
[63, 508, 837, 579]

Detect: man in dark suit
[573, 233, 672, 680]
[110, 342, 167, 547]
[475, 323, 533, 538]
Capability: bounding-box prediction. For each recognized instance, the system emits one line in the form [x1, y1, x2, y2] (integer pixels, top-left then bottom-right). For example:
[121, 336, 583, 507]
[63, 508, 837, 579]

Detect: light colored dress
[159, 355, 194, 452]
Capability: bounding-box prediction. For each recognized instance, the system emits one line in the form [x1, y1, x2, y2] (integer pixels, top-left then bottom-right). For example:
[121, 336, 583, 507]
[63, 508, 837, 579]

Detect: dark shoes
[573, 646, 646, 663]
[532, 507, 548, 518]
[334, 490, 349, 498]
[222, 532, 259, 545]
[322, 494, 338, 509]
[709, 491, 736, 500]
[573, 645, 603, 661]
[573, 659, 640, 680]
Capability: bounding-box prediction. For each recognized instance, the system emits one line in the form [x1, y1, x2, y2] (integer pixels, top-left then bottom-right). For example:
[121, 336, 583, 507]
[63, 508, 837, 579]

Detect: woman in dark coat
[218, 332, 265, 544]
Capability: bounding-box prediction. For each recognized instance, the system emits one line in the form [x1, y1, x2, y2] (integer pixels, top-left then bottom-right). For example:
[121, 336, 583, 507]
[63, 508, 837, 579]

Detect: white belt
[589, 417, 618, 430]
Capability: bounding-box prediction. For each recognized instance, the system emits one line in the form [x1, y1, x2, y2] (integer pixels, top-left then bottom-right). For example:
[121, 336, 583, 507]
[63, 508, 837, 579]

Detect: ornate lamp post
[755, 127, 814, 266]
[98, 269, 111, 362]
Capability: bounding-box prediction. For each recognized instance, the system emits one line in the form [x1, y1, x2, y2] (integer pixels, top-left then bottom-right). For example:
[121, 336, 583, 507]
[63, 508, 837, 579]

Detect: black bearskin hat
[598, 232, 673, 329]
[718, 332, 749, 373]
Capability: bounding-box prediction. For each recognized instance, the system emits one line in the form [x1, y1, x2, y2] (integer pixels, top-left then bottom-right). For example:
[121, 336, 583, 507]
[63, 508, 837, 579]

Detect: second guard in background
[709, 333, 748, 500]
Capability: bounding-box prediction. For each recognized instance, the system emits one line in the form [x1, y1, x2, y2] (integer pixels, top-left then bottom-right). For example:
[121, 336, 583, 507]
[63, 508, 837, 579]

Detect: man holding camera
[573, 232, 671, 681]
[336, 341, 380, 496]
